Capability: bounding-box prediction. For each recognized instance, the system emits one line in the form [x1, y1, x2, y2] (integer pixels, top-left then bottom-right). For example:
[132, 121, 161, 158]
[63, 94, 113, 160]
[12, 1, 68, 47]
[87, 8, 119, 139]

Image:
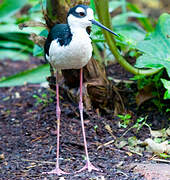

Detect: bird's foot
[43, 167, 69, 175]
[76, 160, 100, 173]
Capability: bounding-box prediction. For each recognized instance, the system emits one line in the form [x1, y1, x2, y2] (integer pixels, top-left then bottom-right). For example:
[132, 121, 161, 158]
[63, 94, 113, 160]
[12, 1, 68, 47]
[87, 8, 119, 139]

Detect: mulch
[0, 58, 169, 179]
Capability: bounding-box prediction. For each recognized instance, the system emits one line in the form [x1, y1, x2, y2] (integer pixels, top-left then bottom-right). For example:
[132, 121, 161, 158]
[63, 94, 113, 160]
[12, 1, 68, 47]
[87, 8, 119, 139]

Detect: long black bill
[91, 19, 119, 37]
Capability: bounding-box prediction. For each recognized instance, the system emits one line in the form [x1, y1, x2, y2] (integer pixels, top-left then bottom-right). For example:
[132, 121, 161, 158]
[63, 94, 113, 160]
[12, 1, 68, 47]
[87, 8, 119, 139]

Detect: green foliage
[0, 0, 32, 60]
[103, 1, 170, 113]
[109, 1, 123, 12]
[29, 0, 46, 13]
[0, 0, 28, 21]
[114, 23, 146, 48]
[154, 137, 166, 143]
[33, 92, 53, 106]
[161, 79, 170, 100]
[0, 25, 34, 61]
[109, 0, 148, 49]
[135, 13, 170, 77]
[93, 125, 98, 132]
[117, 114, 132, 128]
[112, 12, 147, 25]
[132, 117, 149, 133]
[133, 13, 170, 111]
[0, 0, 49, 87]
[127, 2, 154, 32]
[117, 114, 148, 132]
[92, 0, 149, 61]
[120, 116, 150, 138]
[0, 0, 45, 61]
[132, 70, 169, 112]
[159, 153, 170, 159]
[0, 64, 50, 87]
[0, 0, 49, 88]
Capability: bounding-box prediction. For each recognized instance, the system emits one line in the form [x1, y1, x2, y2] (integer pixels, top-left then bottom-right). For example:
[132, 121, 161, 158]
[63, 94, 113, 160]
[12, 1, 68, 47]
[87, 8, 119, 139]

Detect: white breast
[47, 29, 92, 70]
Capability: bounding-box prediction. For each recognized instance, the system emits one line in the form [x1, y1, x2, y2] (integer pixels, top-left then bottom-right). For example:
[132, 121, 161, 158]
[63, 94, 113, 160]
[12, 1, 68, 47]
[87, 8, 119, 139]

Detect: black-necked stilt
[44, 4, 118, 175]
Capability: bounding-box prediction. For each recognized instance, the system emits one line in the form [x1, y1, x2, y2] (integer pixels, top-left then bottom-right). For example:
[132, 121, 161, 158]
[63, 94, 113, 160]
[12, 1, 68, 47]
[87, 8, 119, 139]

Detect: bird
[44, 4, 118, 175]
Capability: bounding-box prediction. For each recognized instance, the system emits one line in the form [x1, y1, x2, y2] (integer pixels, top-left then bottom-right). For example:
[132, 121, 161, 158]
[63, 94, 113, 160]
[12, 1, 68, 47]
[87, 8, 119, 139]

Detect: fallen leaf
[145, 138, 169, 154]
[166, 128, 170, 136]
[150, 129, 166, 138]
[126, 152, 133, 156]
[116, 140, 128, 149]
[128, 136, 138, 147]
[136, 84, 154, 106]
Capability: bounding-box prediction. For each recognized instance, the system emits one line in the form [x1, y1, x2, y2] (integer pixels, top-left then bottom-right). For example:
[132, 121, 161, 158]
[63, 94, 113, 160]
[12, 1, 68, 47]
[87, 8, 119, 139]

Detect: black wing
[44, 24, 72, 57]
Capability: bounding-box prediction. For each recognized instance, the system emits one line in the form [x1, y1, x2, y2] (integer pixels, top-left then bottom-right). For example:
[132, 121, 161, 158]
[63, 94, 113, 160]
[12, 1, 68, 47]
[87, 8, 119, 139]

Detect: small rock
[0, 153, 5, 160]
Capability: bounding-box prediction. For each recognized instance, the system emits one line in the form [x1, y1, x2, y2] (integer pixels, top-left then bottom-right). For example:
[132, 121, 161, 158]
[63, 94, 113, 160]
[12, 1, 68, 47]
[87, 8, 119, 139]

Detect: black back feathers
[44, 24, 72, 56]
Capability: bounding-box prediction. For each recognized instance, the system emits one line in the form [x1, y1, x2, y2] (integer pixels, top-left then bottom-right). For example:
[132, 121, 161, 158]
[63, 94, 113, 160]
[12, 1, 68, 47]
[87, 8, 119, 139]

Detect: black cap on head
[67, 4, 89, 18]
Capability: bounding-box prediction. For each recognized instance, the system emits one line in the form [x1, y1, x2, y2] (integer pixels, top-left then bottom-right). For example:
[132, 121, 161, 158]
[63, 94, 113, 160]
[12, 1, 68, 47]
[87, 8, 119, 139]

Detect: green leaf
[33, 44, 43, 56]
[109, 1, 123, 12]
[112, 12, 147, 25]
[0, 49, 29, 61]
[135, 13, 170, 77]
[29, 0, 46, 13]
[0, 33, 33, 47]
[0, 24, 44, 34]
[161, 79, 170, 99]
[159, 153, 170, 159]
[127, 2, 154, 32]
[0, 0, 28, 21]
[114, 23, 146, 47]
[0, 64, 50, 87]
[39, 29, 48, 37]
[91, 25, 105, 42]
[0, 41, 32, 53]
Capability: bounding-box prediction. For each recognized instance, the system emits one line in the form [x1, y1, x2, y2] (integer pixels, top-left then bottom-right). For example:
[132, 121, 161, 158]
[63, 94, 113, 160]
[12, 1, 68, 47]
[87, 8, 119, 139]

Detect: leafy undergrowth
[0, 58, 169, 180]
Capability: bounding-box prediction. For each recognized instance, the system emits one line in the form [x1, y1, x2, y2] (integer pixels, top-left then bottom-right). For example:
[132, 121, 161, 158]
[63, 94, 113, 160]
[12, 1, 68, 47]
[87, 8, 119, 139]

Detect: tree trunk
[45, 0, 125, 114]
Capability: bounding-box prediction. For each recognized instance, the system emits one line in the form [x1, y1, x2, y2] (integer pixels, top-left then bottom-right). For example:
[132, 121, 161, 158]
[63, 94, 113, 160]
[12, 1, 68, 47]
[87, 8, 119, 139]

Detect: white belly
[47, 32, 92, 70]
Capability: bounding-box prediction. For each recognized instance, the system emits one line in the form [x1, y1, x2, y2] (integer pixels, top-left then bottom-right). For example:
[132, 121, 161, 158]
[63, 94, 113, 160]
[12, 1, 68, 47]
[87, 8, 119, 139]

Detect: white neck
[70, 25, 89, 37]
[67, 14, 92, 36]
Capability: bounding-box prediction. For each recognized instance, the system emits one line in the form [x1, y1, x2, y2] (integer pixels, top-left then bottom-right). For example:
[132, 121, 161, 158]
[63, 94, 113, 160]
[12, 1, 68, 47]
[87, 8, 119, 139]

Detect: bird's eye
[79, 12, 85, 17]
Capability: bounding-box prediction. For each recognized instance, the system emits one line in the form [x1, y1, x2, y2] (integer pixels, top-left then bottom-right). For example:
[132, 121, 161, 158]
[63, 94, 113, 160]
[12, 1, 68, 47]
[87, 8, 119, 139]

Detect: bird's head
[67, 5, 118, 36]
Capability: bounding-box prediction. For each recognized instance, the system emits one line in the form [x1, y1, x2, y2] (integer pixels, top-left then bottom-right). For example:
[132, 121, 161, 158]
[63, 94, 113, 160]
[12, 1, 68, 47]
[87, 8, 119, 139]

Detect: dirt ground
[0, 58, 169, 180]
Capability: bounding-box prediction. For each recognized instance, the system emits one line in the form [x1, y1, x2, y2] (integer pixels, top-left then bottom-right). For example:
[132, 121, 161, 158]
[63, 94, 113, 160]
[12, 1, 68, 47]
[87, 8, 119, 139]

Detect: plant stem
[94, 0, 160, 76]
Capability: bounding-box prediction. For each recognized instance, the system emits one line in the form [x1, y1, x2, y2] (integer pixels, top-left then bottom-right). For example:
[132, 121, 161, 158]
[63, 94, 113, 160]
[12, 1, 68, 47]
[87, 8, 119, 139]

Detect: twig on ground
[151, 158, 170, 163]
[97, 139, 115, 150]
[21, 158, 56, 164]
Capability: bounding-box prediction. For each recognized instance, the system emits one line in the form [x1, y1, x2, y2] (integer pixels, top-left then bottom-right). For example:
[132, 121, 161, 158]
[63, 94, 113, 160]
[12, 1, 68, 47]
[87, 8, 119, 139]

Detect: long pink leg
[76, 68, 99, 173]
[43, 71, 69, 175]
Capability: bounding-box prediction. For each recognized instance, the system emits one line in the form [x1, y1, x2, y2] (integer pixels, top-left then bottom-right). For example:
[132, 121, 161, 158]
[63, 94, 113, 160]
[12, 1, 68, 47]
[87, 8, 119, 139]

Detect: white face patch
[75, 7, 85, 14]
[86, 8, 94, 20]
[67, 7, 94, 30]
